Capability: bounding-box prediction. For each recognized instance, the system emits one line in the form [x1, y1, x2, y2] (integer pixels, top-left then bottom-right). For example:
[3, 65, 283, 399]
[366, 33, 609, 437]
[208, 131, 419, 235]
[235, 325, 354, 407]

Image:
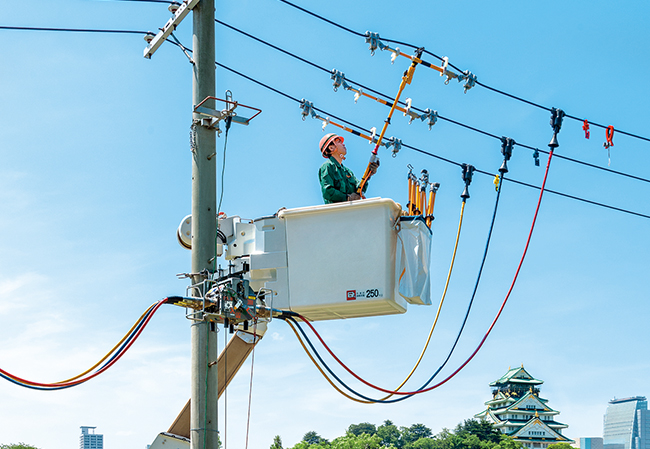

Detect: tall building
[603, 397, 649, 449]
[580, 437, 604, 449]
[475, 365, 573, 449]
[80, 426, 104, 449]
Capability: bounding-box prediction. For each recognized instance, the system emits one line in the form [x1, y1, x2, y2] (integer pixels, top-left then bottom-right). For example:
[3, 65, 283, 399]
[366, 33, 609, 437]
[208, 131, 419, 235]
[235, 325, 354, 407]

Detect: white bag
[396, 216, 432, 305]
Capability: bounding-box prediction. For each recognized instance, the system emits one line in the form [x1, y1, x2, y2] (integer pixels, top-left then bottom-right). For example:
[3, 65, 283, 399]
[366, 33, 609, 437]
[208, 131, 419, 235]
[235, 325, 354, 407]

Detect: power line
[211, 58, 650, 220]
[215, 19, 650, 185]
[0, 25, 148, 34]
[276, 0, 650, 144]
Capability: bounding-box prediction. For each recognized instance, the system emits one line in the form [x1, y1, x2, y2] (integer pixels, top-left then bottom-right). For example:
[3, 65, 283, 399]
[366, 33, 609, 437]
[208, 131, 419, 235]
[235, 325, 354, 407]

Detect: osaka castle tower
[475, 365, 573, 449]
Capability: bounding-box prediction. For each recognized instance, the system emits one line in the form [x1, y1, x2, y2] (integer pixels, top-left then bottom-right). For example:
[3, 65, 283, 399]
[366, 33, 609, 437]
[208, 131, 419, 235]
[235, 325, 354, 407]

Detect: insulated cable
[284, 148, 550, 402]
[214, 20, 650, 185]
[209, 59, 650, 219]
[0, 298, 169, 390]
[380, 197, 466, 399]
[275, 0, 650, 144]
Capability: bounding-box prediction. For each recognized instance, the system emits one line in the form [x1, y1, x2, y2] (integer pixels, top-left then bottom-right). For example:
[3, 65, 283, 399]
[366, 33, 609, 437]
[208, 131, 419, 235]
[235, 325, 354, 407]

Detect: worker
[318, 133, 379, 204]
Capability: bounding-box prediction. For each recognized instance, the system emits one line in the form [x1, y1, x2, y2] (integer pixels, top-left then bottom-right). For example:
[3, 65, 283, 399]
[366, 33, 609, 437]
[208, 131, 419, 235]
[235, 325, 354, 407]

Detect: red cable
[0, 298, 168, 388]
[297, 149, 555, 396]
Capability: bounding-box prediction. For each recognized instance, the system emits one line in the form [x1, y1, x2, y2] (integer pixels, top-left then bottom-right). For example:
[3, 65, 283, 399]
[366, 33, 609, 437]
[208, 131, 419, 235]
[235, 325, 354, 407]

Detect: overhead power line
[209, 57, 650, 220]
[215, 19, 650, 185]
[0, 25, 148, 34]
[3, 21, 648, 219]
[276, 0, 650, 144]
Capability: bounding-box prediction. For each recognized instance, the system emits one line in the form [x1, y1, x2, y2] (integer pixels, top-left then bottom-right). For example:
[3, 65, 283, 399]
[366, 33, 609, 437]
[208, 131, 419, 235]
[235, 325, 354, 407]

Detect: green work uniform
[318, 156, 368, 204]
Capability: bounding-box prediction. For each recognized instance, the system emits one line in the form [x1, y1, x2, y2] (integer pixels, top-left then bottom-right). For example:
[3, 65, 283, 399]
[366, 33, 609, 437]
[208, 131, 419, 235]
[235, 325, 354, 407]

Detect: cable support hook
[388, 136, 402, 157]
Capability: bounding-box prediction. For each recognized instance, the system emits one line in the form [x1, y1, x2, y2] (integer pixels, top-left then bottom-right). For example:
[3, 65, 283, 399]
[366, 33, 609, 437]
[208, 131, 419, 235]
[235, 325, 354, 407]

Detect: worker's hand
[369, 160, 380, 175]
[347, 192, 362, 201]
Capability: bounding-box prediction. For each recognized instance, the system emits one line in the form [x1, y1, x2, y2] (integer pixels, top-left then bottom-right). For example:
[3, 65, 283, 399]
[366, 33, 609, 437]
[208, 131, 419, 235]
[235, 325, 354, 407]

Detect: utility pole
[190, 1, 218, 448]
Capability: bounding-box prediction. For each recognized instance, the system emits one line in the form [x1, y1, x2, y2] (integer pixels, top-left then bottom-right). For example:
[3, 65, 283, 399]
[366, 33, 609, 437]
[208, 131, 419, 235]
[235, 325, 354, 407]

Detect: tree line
[270, 419, 575, 449]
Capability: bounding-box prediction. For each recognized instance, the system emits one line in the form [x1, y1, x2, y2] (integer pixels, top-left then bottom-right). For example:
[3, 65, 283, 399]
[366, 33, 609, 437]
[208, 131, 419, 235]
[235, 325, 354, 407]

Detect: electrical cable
[210, 59, 650, 220]
[276, 0, 365, 38]
[380, 198, 466, 399]
[0, 25, 148, 34]
[275, 0, 650, 144]
[0, 298, 169, 390]
[285, 150, 550, 403]
[214, 20, 650, 185]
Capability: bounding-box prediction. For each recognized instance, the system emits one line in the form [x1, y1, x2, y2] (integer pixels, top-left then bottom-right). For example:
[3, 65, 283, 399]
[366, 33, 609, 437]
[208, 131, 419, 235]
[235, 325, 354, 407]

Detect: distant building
[80, 426, 104, 449]
[580, 437, 604, 449]
[603, 397, 649, 449]
[475, 365, 573, 449]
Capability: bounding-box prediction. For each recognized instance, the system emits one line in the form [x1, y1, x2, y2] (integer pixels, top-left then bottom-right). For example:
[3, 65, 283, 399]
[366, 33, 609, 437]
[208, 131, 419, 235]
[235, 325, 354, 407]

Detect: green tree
[348, 423, 377, 437]
[454, 419, 502, 444]
[547, 444, 574, 449]
[0, 444, 40, 449]
[303, 431, 330, 446]
[271, 435, 284, 449]
[401, 424, 433, 445]
[332, 433, 382, 449]
[377, 420, 402, 448]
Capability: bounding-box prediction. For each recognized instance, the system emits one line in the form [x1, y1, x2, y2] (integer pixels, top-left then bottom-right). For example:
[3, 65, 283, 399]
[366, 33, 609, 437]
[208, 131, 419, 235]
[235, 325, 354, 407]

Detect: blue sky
[1, 1, 649, 449]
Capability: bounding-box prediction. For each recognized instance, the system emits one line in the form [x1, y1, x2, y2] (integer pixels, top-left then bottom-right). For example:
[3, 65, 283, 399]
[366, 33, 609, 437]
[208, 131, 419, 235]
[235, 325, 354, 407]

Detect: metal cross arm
[193, 96, 262, 126]
[143, 0, 200, 59]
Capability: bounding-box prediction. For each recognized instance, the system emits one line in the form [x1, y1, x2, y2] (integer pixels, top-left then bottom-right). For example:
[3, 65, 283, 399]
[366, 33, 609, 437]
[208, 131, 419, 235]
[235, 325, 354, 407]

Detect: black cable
[213, 61, 650, 220]
[216, 19, 650, 185]
[0, 25, 148, 34]
[216, 19, 330, 74]
[275, 0, 650, 144]
[276, 0, 365, 38]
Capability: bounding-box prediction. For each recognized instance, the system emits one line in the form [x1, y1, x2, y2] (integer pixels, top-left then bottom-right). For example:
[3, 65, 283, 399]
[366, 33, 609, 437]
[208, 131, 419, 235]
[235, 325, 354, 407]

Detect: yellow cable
[285, 319, 373, 404]
[290, 201, 467, 403]
[54, 302, 156, 384]
[380, 200, 466, 400]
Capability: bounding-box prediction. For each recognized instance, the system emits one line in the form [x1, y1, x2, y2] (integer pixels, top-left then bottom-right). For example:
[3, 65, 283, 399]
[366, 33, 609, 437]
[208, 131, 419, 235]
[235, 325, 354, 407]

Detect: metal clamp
[420, 108, 438, 130]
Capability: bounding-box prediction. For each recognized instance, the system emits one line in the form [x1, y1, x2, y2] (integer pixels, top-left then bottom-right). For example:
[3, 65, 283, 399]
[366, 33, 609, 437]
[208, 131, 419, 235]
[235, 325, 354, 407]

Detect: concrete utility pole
[190, 1, 218, 448]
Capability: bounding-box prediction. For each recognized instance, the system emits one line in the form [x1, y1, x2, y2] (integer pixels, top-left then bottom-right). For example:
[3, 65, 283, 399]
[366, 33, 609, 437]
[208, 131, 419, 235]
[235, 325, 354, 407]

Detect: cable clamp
[533, 148, 540, 167]
[420, 108, 438, 130]
[330, 69, 349, 92]
[365, 31, 384, 56]
[299, 99, 316, 121]
[499, 137, 515, 173]
[388, 137, 402, 157]
[369, 127, 377, 144]
[550, 107, 565, 134]
[321, 117, 330, 131]
[604, 125, 614, 149]
[458, 70, 477, 93]
[583, 119, 590, 139]
[460, 163, 475, 199]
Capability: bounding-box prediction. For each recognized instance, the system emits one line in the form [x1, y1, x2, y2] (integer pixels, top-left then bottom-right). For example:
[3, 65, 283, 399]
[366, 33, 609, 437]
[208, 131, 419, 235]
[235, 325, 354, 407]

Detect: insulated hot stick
[357, 48, 423, 196]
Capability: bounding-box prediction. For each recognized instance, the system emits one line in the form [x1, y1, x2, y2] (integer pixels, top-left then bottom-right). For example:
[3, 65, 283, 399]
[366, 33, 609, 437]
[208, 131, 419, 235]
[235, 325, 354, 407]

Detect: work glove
[369, 160, 380, 175]
[347, 192, 362, 201]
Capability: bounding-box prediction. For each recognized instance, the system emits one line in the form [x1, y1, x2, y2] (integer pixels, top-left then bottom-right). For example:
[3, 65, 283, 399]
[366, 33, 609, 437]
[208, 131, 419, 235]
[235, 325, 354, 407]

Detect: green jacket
[318, 156, 368, 204]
